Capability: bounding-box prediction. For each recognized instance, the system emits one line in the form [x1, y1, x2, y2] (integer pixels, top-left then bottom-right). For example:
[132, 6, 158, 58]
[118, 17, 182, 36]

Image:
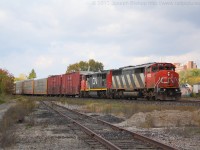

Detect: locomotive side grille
[112, 73, 145, 89]
[126, 74, 133, 89]
[121, 75, 127, 89]
[133, 74, 139, 88]
[116, 76, 122, 89]
[136, 73, 145, 88]
[112, 76, 116, 89]
[124, 75, 130, 89]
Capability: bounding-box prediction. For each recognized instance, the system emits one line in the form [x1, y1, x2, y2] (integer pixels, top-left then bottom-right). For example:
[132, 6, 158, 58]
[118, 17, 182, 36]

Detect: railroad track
[41, 101, 177, 150]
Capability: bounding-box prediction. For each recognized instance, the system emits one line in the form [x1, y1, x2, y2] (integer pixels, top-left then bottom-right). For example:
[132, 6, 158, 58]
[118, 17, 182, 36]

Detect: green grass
[0, 94, 24, 104]
[0, 99, 5, 104]
[0, 95, 6, 104]
[56, 98, 198, 119]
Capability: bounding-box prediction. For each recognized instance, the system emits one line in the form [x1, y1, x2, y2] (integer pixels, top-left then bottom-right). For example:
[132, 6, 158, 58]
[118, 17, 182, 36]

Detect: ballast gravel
[2, 102, 200, 150]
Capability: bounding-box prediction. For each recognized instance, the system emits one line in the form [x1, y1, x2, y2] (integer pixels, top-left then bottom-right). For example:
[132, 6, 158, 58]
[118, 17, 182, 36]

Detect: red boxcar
[61, 72, 82, 96]
[47, 75, 62, 95]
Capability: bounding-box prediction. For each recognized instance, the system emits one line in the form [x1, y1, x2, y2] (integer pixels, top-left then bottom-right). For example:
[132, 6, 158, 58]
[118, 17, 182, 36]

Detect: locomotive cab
[145, 63, 181, 100]
[80, 72, 109, 98]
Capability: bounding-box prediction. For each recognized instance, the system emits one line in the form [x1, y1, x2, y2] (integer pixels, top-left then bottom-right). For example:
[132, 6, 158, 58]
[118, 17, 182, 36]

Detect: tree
[66, 59, 104, 73]
[179, 69, 200, 85]
[0, 68, 14, 95]
[88, 59, 103, 72]
[28, 69, 37, 79]
[15, 73, 27, 81]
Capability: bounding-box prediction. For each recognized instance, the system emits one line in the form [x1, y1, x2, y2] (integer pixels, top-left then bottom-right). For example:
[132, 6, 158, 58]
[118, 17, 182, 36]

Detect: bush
[0, 69, 14, 95]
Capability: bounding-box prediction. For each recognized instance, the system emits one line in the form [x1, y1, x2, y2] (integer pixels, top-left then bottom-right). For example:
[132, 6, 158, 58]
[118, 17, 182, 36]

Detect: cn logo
[92, 77, 98, 85]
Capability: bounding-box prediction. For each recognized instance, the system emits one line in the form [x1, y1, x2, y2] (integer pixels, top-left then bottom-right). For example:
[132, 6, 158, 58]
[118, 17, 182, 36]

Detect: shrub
[0, 69, 14, 95]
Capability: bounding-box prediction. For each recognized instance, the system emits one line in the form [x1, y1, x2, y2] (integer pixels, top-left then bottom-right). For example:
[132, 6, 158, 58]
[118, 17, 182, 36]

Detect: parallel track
[42, 101, 177, 150]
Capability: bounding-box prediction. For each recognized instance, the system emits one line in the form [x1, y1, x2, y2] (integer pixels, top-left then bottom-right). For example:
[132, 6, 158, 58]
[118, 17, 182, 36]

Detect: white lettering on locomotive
[92, 77, 98, 85]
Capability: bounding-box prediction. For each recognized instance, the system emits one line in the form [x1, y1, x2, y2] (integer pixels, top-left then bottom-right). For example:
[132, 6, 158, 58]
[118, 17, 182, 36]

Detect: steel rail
[41, 101, 121, 150]
[53, 102, 178, 150]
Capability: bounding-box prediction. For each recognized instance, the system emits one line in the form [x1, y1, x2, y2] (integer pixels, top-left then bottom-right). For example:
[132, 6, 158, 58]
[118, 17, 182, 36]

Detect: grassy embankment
[56, 98, 200, 130]
[58, 98, 198, 117]
[0, 94, 8, 104]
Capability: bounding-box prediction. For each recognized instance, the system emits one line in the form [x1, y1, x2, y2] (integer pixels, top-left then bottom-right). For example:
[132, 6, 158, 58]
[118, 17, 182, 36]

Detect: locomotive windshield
[151, 63, 175, 72]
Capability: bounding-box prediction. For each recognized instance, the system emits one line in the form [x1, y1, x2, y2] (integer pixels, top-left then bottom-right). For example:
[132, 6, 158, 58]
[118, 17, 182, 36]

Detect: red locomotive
[80, 62, 181, 100]
[14, 62, 181, 100]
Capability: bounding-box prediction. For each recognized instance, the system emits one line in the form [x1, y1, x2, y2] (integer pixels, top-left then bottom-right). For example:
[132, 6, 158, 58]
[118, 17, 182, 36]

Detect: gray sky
[0, 0, 200, 78]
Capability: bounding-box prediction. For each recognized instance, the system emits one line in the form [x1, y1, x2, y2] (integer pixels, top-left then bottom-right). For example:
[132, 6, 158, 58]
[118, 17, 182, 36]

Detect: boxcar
[47, 75, 62, 95]
[61, 72, 80, 96]
[61, 71, 92, 96]
[23, 79, 34, 95]
[34, 78, 47, 95]
[15, 81, 24, 94]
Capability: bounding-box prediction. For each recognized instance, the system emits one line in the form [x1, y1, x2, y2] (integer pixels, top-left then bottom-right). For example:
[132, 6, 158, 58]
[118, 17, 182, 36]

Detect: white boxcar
[15, 81, 24, 94]
[34, 78, 47, 95]
[23, 79, 34, 94]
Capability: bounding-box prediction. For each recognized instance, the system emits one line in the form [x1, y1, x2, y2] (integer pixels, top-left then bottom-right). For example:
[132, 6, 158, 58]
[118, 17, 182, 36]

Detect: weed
[0, 98, 36, 148]
[56, 98, 199, 121]
[0, 129, 16, 148]
[26, 115, 35, 128]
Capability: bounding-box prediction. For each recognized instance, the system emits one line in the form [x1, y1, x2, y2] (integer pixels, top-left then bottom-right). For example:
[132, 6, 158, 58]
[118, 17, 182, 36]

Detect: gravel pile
[113, 111, 200, 150]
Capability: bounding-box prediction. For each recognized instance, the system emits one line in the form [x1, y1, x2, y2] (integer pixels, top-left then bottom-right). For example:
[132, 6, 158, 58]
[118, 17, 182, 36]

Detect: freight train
[14, 62, 181, 100]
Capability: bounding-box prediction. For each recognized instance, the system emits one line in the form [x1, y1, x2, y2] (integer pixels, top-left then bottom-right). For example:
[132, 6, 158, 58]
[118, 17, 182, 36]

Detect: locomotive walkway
[42, 101, 177, 150]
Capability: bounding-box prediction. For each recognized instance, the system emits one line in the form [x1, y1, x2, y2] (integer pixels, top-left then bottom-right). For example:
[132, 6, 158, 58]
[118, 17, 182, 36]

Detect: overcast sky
[0, 0, 200, 78]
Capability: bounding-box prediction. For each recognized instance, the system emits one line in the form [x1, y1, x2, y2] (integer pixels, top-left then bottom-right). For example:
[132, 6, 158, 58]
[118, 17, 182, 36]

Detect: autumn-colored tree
[28, 69, 37, 79]
[66, 59, 104, 73]
[0, 68, 14, 95]
[179, 69, 200, 85]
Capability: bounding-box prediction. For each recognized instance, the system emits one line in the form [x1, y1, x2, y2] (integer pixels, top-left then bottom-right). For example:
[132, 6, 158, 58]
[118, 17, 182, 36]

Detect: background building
[174, 61, 197, 72]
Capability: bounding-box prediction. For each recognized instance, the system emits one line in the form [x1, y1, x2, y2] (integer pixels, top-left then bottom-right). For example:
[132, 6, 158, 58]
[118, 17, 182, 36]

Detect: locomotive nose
[167, 71, 175, 86]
